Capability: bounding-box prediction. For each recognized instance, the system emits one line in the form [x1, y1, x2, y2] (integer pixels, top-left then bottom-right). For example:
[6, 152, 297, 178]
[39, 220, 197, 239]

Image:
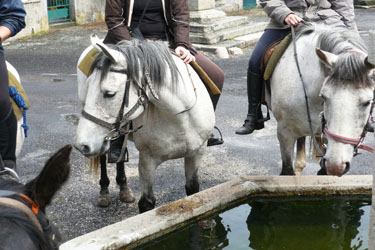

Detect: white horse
[267, 24, 375, 176]
[74, 36, 215, 212]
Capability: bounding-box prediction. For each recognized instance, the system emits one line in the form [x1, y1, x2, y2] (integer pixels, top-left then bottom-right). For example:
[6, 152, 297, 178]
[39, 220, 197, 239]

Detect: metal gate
[47, 0, 71, 24]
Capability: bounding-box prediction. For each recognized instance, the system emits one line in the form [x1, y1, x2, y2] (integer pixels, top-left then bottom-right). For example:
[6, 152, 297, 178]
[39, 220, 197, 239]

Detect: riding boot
[236, 71, 264, 135]
[108, 135, 128, 163]
[0, 111, 17, 169]
[207, 94, 224, 146]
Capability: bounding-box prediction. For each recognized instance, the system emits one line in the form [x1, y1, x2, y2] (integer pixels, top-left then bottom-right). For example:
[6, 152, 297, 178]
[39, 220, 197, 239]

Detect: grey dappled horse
[75, 36, 215, 212]
[266, 24, 375, 176]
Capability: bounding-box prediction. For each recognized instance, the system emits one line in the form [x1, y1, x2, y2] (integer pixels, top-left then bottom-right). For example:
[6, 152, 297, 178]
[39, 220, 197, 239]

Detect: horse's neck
[147, 58, 198, 116]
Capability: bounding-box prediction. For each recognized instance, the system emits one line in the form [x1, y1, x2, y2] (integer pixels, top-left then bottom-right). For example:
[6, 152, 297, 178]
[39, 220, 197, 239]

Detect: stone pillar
[189, 0, 215, 10]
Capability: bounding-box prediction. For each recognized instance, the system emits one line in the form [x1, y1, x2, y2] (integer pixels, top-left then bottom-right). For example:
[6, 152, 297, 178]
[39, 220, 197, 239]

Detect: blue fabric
[0, 0, 26, 55]
[248, 28, 291, 76]
[9, 86, 29, 137]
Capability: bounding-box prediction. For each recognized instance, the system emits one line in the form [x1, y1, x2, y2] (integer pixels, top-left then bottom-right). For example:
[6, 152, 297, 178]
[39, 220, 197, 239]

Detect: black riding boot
[236, 71, 264, 135]
[0, 111, 17, 169]
[207, 94, 224, 146]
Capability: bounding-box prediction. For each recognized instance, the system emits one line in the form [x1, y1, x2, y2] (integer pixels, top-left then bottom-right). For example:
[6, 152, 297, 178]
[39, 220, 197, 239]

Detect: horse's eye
[362, 100, 372, 108]
[104, 91, 116, 98]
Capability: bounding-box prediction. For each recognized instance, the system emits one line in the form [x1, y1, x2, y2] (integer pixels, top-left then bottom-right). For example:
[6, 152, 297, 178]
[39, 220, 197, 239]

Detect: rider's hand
[284, 14, 303, 26]
[175, 46, 195, 63]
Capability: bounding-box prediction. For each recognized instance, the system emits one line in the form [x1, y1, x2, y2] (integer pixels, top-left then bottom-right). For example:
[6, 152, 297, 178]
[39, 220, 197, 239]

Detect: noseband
[320, 101, 375, 156]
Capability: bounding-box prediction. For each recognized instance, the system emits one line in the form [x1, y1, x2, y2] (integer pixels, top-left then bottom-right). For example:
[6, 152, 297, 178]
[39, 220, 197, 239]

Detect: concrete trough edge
[60, 175, 373, 250]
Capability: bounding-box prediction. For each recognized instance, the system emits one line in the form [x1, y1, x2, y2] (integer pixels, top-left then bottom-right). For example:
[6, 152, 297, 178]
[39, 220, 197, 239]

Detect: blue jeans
[248, 28, 291, 76]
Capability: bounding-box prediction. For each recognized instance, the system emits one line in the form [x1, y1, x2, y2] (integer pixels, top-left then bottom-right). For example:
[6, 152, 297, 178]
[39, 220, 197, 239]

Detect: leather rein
[291, 25, 374, 157]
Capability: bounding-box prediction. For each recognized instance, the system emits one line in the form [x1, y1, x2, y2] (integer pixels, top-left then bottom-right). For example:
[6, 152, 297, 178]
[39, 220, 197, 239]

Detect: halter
[320, 101, 375, 156]
[0, 191, 42, 232]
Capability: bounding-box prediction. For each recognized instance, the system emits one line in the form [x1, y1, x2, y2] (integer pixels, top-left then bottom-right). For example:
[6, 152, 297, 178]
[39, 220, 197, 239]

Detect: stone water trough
[60, 175, 372, 250]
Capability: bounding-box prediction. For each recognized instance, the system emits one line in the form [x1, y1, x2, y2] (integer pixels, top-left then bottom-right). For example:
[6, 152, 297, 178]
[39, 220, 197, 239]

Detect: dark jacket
[0, 0, 26, 55]
[104, 0, 194, 52]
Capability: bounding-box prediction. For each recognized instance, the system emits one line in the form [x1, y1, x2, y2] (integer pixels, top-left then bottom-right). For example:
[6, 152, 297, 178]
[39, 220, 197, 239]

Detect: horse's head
[0, 145, 71, 250]
[75, 35, 146, 157]
[317, 48, 375, 176]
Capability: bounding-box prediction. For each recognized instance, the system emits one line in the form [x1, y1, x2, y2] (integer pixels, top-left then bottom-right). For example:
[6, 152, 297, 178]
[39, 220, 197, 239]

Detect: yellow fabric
[190, 61, 221, 95]
[78, 48, 100, 77]
[8, 71, 30, 120]
[264, 34, 292, 81]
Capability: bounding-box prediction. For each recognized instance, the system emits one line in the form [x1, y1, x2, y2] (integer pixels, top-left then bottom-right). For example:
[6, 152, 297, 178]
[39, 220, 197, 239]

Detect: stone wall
[215, 0, 243, 12]
[73, 0, 105, 25]
[15, 0, 49, 39]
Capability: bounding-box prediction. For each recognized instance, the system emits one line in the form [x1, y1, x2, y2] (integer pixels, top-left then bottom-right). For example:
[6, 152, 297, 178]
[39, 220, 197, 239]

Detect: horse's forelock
[115, 40, 179, 91]
[313, 26, 372, 88]
[329, 53, 374, 88]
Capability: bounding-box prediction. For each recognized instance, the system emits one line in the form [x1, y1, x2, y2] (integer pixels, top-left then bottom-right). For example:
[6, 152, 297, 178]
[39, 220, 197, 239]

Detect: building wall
[215, 0, 243, 12]
[73, 0, 105, 25]
[15, 0, 49, 39]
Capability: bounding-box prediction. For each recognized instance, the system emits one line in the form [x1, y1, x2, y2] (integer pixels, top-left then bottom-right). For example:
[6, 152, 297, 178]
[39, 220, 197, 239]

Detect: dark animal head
[0, 145, 71, 250]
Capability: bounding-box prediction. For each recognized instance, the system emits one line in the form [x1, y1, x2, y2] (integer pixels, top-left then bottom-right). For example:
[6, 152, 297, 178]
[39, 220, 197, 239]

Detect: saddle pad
[78, 48, 99, 77]
[8, 71, 30, 120]
[263, 34, 292, 81]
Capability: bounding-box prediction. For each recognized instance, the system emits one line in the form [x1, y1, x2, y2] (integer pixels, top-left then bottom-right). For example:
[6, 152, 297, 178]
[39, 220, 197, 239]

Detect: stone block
[189, 0, 215, 11]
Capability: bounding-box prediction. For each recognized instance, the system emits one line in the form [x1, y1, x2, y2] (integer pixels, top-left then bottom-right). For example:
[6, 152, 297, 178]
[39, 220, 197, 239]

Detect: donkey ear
[316, 48, 338, 69]
[90, 34, 124, 63]
[25, 145, 71, 211]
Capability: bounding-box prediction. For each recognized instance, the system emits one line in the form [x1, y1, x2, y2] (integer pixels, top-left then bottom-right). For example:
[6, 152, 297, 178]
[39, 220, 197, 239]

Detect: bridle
[320, 102, 375, 156]
[291, 24, 375, 158]
[81, 65, 156, 141]
[0, 190, 42, 232]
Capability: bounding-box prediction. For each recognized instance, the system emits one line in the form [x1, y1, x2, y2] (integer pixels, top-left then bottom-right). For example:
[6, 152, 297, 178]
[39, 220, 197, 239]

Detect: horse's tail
[89, 156, 100, 177]
[308, 136, 324, 162]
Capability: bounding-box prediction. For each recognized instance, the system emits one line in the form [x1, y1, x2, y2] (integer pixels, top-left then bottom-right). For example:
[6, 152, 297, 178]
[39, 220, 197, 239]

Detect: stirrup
[208, 126, 224, 146]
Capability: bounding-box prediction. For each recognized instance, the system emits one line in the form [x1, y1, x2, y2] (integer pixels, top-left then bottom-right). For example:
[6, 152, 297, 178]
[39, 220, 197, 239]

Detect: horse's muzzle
[321, 158, 350, 176]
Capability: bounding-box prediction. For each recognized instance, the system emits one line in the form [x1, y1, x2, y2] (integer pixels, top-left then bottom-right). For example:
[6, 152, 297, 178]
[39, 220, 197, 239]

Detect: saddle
[261, 33, 292, 104]
[78, 48, 221, 95]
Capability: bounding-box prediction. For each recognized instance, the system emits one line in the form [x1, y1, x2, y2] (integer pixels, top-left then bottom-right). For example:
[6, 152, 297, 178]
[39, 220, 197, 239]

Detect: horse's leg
[98, 154, 111, 207]
[184, 152, 204, 196]
[116, 162, 135, 203]
[277, 126, 296, 175]
[138, 153, 160, 213]
[294, 137, 306, 176]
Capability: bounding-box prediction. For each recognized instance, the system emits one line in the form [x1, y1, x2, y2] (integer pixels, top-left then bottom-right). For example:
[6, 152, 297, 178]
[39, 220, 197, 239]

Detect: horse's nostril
[74, 144, 91, 154]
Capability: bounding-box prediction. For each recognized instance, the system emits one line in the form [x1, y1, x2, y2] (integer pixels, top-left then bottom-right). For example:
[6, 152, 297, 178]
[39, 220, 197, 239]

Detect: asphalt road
[4, 9, 375, 241]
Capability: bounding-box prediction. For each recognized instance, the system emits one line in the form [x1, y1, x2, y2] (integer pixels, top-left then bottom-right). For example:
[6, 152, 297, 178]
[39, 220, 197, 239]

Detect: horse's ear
[364, 57, 375, 70]
[316, 48, 338, 69]
[25, 145, 71, 211]
[90, 34, 123, 64]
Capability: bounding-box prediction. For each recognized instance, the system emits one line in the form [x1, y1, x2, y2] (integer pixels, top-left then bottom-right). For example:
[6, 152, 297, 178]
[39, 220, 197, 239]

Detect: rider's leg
[194, 52, 225, 146]
[0, 53, 17, 169]
[236, 29, 291, 135]
[0, 111, 17, 169]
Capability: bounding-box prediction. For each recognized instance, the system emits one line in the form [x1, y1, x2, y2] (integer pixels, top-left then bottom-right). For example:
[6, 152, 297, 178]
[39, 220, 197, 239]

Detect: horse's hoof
[119, 188, 135, 203]
[98, 194, 111, 207]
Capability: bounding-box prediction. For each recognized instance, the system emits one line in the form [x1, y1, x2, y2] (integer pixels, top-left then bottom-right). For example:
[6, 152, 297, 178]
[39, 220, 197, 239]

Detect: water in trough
[132, 195, 370, 250]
